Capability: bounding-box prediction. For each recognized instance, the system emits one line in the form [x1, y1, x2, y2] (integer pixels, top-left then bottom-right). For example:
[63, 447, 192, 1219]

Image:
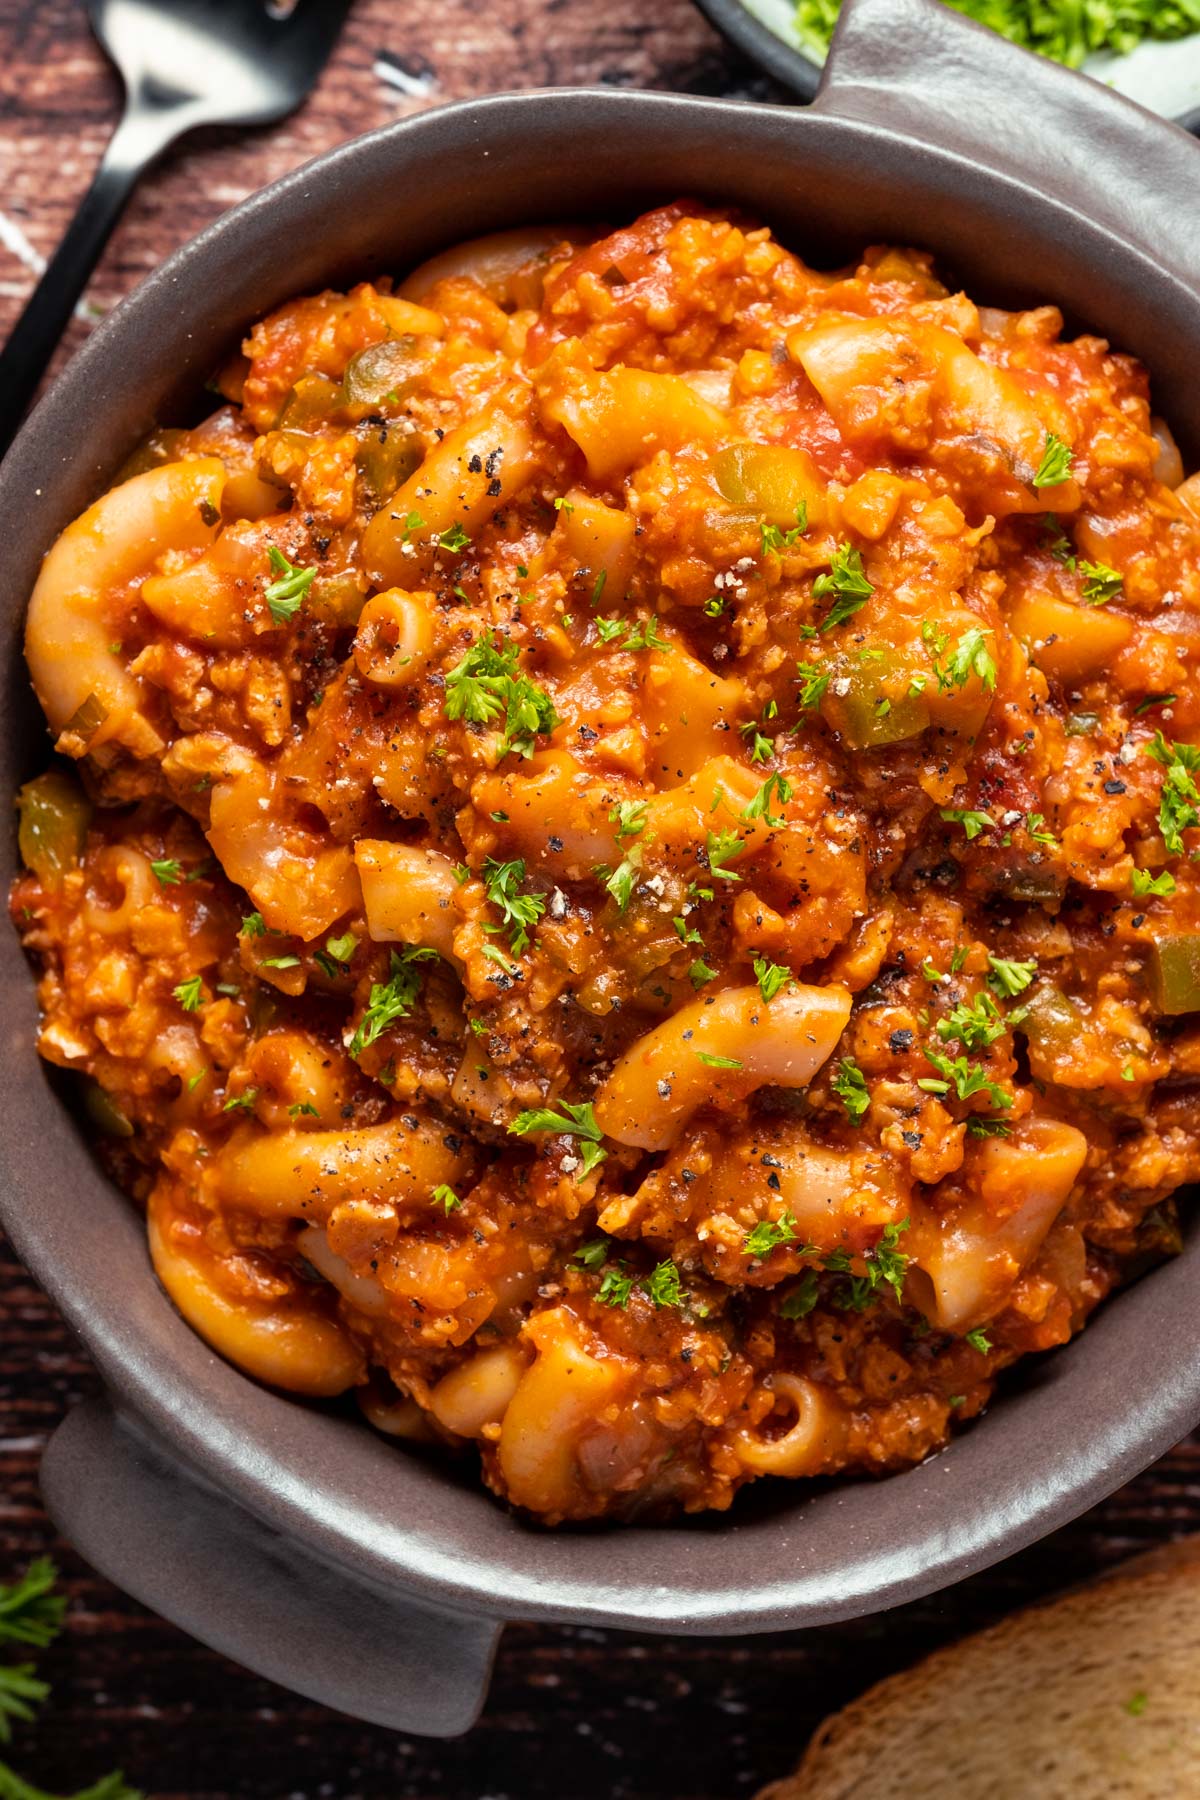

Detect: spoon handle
[0, 105, 179, 462]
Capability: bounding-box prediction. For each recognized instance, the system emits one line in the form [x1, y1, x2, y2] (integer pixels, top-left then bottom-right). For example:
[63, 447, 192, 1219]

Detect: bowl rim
[4, 81, 1200, 1634]
[692, 0, 1200, 135]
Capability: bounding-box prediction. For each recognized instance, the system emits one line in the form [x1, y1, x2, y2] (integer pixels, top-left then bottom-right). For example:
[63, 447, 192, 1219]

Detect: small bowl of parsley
[694, 0, 1200, 127]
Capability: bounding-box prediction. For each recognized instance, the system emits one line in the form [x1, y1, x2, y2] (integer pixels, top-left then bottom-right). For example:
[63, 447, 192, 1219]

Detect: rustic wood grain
[1, 3, 1198, 1794]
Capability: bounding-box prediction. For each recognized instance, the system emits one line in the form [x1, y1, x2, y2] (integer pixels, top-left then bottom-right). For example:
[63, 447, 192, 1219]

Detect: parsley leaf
[610, 800, 648, 839]
[622, 615, 670, 651]
[986, 954, 1037, 997]
[937, 992, 1005, 1051]
[919, 1047, 1012, 1110]
[349, 948, 432, 1056]
[1147, 731, 1200, 854]
[240, 911, 266, 938]
[1132, 867, 1176, 897]
[796, 660, 829, 712]
[603, 846, 643, 913]
[832, 1056, 870, 1124]
[965, 1327, 992, 1353]
[264, 546, 316, 623]
[150, 858, 182, 886]
[753, 956, 791, 1003]
[482, 857, 546, 955]
[1032, 432, 1074, 489]
[431, 1184, 462, 1214]
[741, 771, 792, 827]
[813, 543, 873, 629]
[443, 633, 559, 759]
[509, 1099, 607, 1178]
[779, 1270, 820, 1319]
[695, 1050, 743, 1069]
[932, 626, 997, 694]
[743, 1210, 810, 1258]
[759, 502, 808, 558]
[1080, 561, 1122, 605]
[0, 1561, 64, 1651]
[705, 828, 746, 882]
[941, 807, 993, 841]
[173, 976, 203, 1012]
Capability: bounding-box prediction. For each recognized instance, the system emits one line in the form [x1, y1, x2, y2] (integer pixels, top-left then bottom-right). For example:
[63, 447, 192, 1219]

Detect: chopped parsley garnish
[741, 771, 792, 827]
[919, 1047, 1012, 1110]
[260, 953, 301, 970]
[753, 956, 791, 1002]
[1135, 693, 1176, 717]
[222, 1088, 259, 1113]
[435, 522, 471, 554]
[696, 1050, 743, 1069]
[1024, 812, 1058, 847]
[443, 633, 559, 759]
[604, 846, 643, 913]
[937, 991, 1005, 1051]
[689, 958, 718, 988]
[595, 616, 625, 643]
[931, 625, 997, 694]
[348, 947, 434, 1056]
[572, 1238, 609, 1270]
[964, 1327, 992, 1353]
[173, 976, 203, 1012]
[482, 856, 546, 955]
[1132, 867, 1176, 897]
[264, 546, 316, 622]
[1080, 561, 1122, 605]
[740, 700, 780, 763]
[288, 1101, 320, 1118]
[644, 1259, 685, 1308]
[1147, 731, 1200, 853]
[325, 932, 356, 964]
[759, 502, 808, 558]
[986, 954, 1037, 997]
[827, 1218, 911, 1312]
[622, 614, 670, 651]
[779, 1271, 820, 1319]
[966, 1117, 1012, 1137]
[705, 828, 746, 882]
[593, 1256, 687, 1311]
[1032, 432, 1074, 489]
[940, 807, 993, 841]
[509, 1099, 607, 1177]
[743, 1210, 808, 1258]
[610, 800, 648, 839]
[832, 1056, 870, 1124]
[241, 911, 266, 937]
[150, 858, 182, 886]
[598, 1265, 635, 1308]
[431, 1184, 462, 1214]
[813, 543, 873, 629]
[796, 660, 829, 712]
[703, 595, 727, 618]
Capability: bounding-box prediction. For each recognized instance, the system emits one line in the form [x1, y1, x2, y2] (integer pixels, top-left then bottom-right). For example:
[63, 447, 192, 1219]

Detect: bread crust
[758, 1536, 1200, 1800]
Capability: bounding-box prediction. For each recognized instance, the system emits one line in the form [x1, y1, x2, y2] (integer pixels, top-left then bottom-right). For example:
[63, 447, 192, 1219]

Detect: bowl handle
[40, 1396, 501, 1736]
[814, 0, 1200, 292]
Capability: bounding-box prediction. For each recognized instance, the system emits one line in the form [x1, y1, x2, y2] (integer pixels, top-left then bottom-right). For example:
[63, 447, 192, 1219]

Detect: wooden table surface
[1, 4, 1198, 1795]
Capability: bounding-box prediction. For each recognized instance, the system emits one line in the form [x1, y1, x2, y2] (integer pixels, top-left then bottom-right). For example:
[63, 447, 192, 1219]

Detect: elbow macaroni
[13, 204, 1199, 1524]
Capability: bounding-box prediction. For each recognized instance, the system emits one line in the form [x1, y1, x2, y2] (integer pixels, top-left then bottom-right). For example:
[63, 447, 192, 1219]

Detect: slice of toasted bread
[758, 1537, 1200, 1800]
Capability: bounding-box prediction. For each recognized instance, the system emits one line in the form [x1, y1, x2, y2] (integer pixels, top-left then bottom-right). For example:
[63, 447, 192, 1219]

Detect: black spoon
[0, 0, 353, 460]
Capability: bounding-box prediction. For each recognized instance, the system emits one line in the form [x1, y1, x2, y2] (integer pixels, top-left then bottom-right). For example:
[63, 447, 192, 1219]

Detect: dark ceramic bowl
[3, 0, 1200, 1738]
[694, 0, 1200, 134]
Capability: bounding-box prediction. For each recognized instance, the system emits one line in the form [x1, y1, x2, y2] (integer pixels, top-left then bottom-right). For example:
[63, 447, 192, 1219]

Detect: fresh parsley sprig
[509, 1099, 607, 1178]
[443, 634, 559, 760]
[349, 947, 436, 1057]
[264, 546, 316, 623]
